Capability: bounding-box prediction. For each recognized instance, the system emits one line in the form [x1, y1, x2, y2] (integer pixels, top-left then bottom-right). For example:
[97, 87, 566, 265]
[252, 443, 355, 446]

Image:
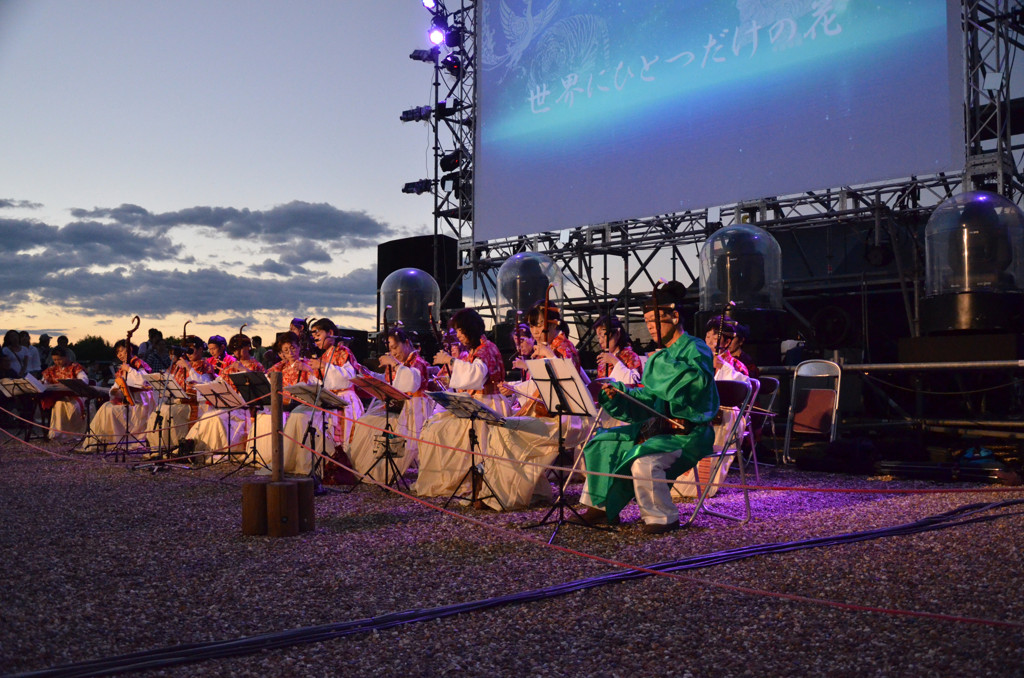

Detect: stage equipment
[921, 190, 1024, 334]
[380, 267, 440, 339]
[441, 53, 462, 79]
[439, 148, 462, 172]
[351, 375, 410, 491]
[494, 252, 564, 356]
[228, 371, 273, 474]
[410, 48, 438, 63]
[422, 0, 438, 11]
[400, 106, 432, 123]
[429, 14, 447, 45]
[697, 223, 786, 358]
[402, 179, 432, 194]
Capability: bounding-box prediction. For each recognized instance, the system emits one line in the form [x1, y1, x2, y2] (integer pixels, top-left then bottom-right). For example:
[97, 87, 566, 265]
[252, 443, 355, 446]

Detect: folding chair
[682, 378, 756, 526]
[743, 375, 780, 475]
[781, 360, 842, 463]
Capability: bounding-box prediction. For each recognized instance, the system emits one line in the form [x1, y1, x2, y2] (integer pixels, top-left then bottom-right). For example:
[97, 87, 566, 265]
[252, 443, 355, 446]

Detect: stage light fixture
[441, 53, 461, 78]
[422, 0, 438, 10]
[435, 98, 463, 120]
[444, 26, 463, 48]
[410, 48, 439, 63]
[439, 149, 462, 172]
[429, 14, 447, 45]
[400, 105, 432, 122]
[402, 179, 432, 195]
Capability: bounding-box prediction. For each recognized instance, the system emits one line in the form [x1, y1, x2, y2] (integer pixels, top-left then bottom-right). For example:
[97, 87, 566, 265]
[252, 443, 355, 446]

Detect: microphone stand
[300, 343, 338, 496]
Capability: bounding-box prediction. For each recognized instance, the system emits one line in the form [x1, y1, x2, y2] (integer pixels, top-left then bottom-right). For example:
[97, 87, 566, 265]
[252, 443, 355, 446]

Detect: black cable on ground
[14, 498, 1024, 678]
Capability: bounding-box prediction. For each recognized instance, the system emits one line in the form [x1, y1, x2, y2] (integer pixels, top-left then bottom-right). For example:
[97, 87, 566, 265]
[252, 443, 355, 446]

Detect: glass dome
[496, 252, 563, 323]
[698, 224, 782, 311]
[924, 190, 1024, 296]
[380, 268, 440, 333]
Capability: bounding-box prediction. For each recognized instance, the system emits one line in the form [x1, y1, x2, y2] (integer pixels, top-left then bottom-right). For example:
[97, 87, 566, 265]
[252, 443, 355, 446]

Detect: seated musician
[484, 303, 593, 511]
[413, 308, 511, 500]
[254, 331, 334, 476]
[146, 338, 215, 456]
[205, 335, 237, 374]
[349, 327, 435, 483]
[40, 346, 88, 440]
[576, 281, 719, 534]
[79, 340, 157, 452]
[671, 319, 751, 500]
[592, 314, 644, 429]
[183, 332, 263, 462]
[704, 317, 750, 383]
[729, 322, 759, 379]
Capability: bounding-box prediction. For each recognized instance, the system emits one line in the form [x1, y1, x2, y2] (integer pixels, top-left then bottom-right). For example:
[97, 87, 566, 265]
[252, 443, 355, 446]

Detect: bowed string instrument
[115, 315, 141, 406]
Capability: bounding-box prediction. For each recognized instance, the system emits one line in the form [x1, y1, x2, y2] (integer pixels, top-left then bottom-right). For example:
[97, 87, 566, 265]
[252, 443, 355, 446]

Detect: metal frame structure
[408, 0, 1024, 349]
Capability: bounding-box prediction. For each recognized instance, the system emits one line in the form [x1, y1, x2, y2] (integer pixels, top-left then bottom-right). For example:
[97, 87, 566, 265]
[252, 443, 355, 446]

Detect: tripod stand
[225, 371, 272, 477]
[351, 375, 410, 492]
[427, 391, 508, 512]
[521, 358, 605, 543]
[288, 382, 348, 496]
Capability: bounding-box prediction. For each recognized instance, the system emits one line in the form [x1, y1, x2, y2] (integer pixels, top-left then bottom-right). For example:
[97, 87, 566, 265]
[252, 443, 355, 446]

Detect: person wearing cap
[575, 281, 719, 535]
[704, 317, 750, 383]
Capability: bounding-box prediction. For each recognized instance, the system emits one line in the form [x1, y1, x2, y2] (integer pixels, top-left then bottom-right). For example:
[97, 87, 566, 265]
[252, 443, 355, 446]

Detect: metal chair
[744, 375, 780, 473]
[781, 360, 842, 463]
[682, 378, 756, 526]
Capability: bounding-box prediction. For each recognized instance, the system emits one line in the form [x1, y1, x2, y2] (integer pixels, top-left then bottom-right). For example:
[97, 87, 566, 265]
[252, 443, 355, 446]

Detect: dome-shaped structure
[380, 268, 440, 333]
[496, 252, 563, 323]
[698, 224, 782, 312]
[925, 190, 1023, 296]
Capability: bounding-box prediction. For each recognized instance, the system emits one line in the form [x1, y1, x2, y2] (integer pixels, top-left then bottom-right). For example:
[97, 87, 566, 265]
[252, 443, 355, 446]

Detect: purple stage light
[429, 28, 445, 45]
[422, 0, 437, 10]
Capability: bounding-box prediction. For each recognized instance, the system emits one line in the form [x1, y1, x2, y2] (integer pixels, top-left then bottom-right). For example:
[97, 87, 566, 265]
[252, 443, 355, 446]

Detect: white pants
[630, 450, 683, 525]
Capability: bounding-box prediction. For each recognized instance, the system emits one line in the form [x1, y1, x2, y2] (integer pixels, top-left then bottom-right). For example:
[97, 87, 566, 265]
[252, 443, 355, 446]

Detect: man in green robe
[576, 282, 718, 534]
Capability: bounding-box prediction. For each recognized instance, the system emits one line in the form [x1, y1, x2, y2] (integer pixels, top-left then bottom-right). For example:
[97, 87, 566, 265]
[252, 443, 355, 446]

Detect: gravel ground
[1, 439, 1022, 678]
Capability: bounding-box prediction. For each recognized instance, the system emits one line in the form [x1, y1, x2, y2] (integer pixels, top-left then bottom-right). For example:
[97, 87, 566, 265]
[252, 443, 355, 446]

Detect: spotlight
[439, 149, 462, 172]
[422, 0, 438, 10]
[400, 105, 432, 122]
[402, 179, 432, 195]
[429, 14, 447, 45]
[435, 98, 463, 120]
[410, 48, 439, 63]
[441, 53, 461, 78]
[444, 26, 463, 48]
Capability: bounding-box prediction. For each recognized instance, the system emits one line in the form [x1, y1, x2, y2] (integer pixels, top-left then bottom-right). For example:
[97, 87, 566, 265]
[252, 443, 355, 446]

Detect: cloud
[0, 218, 59, 252]
[14, 264, 378, 318]
[0, 199, 43, 210]
[71, 200, 395, 250]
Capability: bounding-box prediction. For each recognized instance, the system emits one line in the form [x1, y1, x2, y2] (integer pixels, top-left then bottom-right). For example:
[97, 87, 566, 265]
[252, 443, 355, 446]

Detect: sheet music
[143, 373, 189, 400]
[194, 379, 247, 409]
[425, 391, 507, 425]
[285, 383, 348, 410]
[524, 357, 598, 418]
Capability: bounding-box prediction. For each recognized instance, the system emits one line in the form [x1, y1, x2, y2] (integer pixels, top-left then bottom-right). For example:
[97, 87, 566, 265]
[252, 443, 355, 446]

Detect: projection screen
[474, 0, 964, 242]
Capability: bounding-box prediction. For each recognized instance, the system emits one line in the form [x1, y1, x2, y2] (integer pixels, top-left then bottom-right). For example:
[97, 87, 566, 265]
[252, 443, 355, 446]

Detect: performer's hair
[704, 315, 738, 336]
[310, 318, 337, 335]
[526, 299, 561, 328]
[184, 335, 206, 353]
[386, 326, 413, 345]
[290, 317, 306, 329]
[275, 331, 300, 350]
[207, 335, 227, 348]
[50, 346, 68, 359]
[167, 345, 185, 359]
[450, 308, 485, 348]
[593, 315, 632, 348]
[227, 333, 252, 354]
[113, 339, 137, 356]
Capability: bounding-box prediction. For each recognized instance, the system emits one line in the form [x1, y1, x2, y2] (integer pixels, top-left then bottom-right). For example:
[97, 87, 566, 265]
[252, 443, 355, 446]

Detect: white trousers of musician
[145, 402, 190, 451]
[48, 400, 85, 440]
[349, 396, 438, 481]
[186, 408, 249, 457]
[254, 408, 336, 476]
[631, 450, 683, 525]
[80, 392, 157, 451]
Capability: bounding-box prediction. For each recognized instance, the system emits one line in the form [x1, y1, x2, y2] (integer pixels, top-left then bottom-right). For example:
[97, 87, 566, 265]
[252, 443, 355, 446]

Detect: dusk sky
[0, 0, 442, 344]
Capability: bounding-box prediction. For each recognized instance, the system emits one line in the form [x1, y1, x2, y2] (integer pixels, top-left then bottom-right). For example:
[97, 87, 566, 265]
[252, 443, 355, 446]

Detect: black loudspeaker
[377, 235, 463, 309]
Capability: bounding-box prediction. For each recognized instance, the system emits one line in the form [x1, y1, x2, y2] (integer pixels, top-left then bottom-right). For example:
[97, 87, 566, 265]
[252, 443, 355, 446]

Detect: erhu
[114, 315, 141, 406]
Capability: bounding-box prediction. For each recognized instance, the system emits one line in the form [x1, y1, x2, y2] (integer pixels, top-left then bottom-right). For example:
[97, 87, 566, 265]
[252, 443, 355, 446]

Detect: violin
[115, 315, 141, 406]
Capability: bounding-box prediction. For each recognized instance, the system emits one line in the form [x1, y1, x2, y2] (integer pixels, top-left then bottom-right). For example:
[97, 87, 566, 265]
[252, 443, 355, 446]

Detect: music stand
[143, 373, 188, 457]
[0, 378, 41, 442]
[228, 371, 272, 474]
[426, 391, 508, 512]
[194, 380, 247, 466]
[520, 357, 603, 542]
[287, 383, 348, 493]
[350, 375, 410, 491]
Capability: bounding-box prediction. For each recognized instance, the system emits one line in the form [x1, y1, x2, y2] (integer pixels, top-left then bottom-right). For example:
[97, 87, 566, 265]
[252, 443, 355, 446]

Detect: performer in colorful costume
[577, 281, 718, 534]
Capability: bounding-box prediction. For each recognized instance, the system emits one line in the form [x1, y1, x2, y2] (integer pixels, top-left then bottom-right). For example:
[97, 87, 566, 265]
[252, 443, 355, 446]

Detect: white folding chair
[782, 360, 842, 463]
[682, 378, 756, 526]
